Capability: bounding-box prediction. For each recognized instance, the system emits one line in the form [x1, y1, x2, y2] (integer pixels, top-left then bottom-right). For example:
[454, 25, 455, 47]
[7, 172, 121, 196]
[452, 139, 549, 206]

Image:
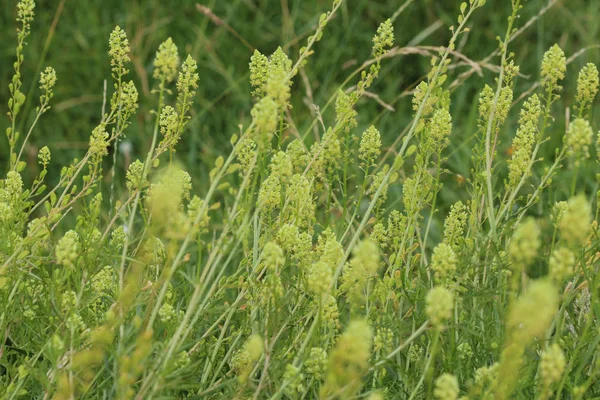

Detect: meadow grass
[1, 0, 600, 399]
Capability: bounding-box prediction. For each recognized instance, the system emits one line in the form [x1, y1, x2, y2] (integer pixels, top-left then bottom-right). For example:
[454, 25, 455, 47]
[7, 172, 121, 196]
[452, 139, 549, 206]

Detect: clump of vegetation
[1, 0, 600, 399]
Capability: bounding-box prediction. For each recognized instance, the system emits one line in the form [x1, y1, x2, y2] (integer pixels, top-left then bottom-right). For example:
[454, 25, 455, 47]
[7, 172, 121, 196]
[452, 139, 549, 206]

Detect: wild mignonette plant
[1, 0, 600, 399]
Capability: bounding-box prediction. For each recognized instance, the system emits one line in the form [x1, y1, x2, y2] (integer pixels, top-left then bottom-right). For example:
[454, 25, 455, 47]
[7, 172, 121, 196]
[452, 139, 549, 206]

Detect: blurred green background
[1, 0, 599, 199]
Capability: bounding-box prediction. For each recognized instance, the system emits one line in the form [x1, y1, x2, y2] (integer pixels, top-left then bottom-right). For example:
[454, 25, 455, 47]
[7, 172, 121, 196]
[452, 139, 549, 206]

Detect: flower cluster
[540, 44, 566, 91]
[108, 26, 130, 78]
[153, 38, 179, 83]
[566, 118, 593, 163]
[508, 218, 541, 269]
[55, 230, 79, 269]
[576, 63, 599, 115]
[431, 242, 458, 283]
[426, 286, 454, 328]
[358, 125, 382, 168]
[558, 195, 591, 247]
[507, 94, 541, 188]
[434, 373, 459, 400]
[539, 344, 565, 389]
[322, 320, 372, 397]
[548, 246, 575, 283]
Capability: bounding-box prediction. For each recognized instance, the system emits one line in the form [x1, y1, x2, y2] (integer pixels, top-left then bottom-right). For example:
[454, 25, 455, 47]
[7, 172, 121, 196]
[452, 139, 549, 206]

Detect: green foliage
[2, 0, 600, 399]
